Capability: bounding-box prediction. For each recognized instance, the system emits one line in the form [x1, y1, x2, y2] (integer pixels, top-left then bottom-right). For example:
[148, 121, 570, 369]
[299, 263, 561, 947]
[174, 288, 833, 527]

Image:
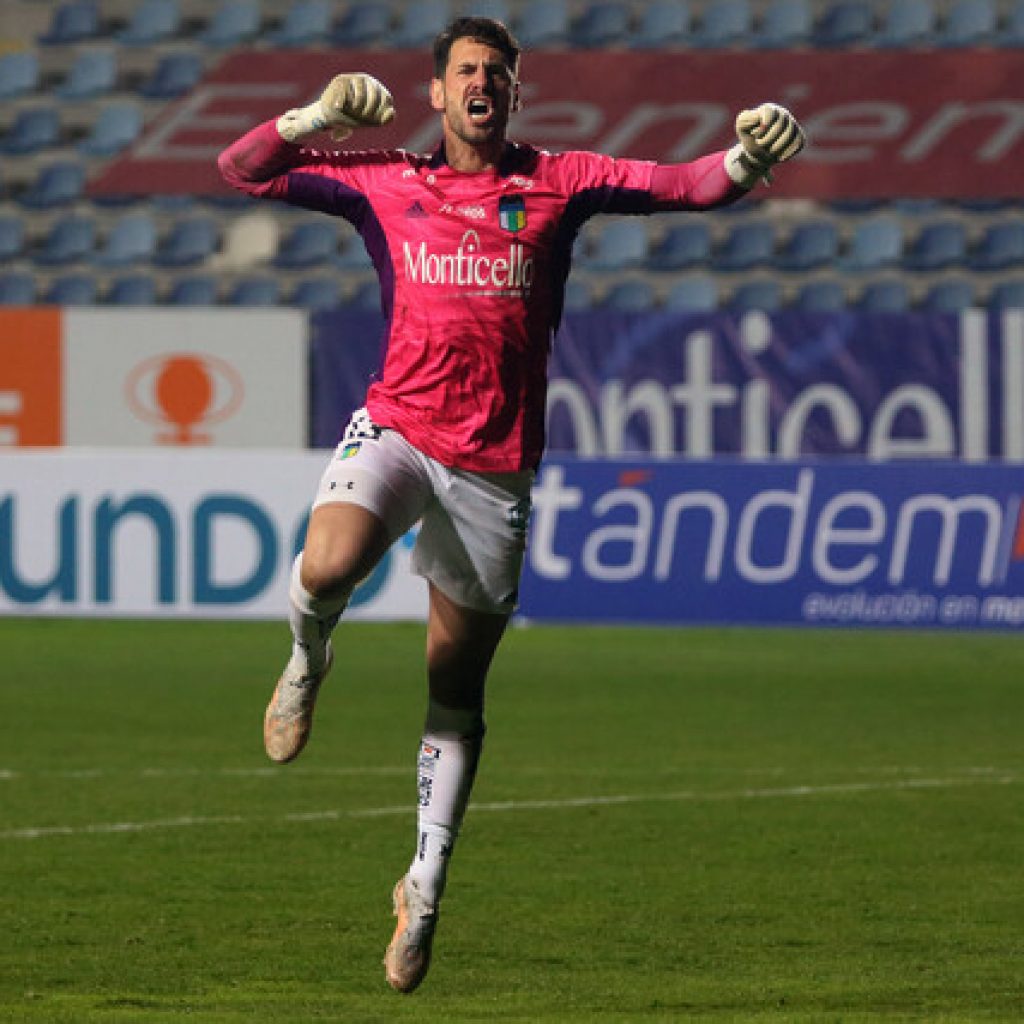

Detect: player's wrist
[276, 100, 329, 143]
[724, 143, 770, 188]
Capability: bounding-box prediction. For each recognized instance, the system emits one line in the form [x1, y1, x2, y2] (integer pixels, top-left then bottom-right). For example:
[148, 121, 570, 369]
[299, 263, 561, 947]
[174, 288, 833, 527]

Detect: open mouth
[466, 96, 494, 124]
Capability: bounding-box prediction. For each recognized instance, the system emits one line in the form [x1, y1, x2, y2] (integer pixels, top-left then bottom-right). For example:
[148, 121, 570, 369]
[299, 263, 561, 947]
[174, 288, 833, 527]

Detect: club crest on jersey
[498, 196, 526, 232]
[340, 442, 361, 459]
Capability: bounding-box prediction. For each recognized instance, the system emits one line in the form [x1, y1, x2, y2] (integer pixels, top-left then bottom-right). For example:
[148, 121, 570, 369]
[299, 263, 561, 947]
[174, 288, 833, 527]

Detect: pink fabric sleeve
[649, 151, 747, 211]
[217, 119, 302, 199]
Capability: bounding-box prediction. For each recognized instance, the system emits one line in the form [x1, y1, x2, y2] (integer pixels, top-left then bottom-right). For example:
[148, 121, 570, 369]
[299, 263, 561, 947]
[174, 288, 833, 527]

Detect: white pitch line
[0, 773, 1017, 841]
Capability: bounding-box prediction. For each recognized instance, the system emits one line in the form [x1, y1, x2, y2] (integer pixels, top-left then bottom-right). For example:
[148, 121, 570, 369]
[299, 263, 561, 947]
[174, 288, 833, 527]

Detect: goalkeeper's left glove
[277, 72, 395, 144]
[725, 102, 805, 187]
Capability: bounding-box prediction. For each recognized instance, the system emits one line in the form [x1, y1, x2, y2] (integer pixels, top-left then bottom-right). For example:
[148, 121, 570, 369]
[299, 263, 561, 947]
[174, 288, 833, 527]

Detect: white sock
[287, 554, 350, 674]
[406, 699, 485, 907]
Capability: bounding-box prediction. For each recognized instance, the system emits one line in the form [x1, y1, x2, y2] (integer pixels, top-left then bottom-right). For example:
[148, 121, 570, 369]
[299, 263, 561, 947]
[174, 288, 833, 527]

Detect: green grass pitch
[1, 618, 1022, 1023]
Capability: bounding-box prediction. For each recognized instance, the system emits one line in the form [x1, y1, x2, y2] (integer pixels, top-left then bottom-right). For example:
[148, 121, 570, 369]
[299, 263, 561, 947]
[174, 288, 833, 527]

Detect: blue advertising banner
[311, 309, 1024, 462]
[518, 458, 1024, 630]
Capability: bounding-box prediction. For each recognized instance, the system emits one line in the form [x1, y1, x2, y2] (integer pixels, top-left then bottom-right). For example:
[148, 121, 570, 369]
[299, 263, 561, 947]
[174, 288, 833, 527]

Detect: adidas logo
[405, 201, 429, 218]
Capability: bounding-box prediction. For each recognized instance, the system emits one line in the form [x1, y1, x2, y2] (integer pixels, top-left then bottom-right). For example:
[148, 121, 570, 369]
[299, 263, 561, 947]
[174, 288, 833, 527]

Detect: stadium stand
[630, 0, 691, 47]
[57, 48, 119, 99]
[266, 0, 332, 45]
[38, 0, 102, 46]
[0, 52, 41, 99]
[0, 271, 37, 304]
[754, 0, 813, 47]
[117, 0, 183, 45]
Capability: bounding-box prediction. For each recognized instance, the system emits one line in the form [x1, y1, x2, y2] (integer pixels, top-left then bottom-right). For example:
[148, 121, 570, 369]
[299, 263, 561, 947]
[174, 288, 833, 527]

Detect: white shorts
[312, 409, 533, 615]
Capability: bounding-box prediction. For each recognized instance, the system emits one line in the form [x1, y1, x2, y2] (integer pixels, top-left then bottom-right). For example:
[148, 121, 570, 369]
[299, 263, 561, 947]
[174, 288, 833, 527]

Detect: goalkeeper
[219, 16, 804, 997]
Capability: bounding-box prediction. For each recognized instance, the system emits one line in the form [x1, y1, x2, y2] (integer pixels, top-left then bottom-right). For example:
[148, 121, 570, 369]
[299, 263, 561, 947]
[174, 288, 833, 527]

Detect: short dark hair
[432, 17, 520, 78]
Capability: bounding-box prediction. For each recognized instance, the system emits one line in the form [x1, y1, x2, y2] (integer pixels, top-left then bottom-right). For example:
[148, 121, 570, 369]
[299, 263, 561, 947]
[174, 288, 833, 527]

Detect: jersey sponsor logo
[439, 202, 486, 220]
[403, 228, 535, 294]
[499, 195, 526, 232]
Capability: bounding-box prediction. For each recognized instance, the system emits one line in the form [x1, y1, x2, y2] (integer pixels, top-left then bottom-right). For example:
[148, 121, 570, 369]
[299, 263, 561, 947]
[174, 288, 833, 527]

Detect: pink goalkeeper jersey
[220, 121, 743, 471]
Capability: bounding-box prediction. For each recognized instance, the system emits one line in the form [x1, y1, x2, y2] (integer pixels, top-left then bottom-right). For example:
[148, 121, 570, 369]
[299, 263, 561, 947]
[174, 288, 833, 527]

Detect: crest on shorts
[498, 196, 526, 232]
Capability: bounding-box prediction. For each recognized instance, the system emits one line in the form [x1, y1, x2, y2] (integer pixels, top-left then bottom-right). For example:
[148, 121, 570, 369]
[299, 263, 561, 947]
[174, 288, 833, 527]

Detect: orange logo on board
[0, 310, 62, 446]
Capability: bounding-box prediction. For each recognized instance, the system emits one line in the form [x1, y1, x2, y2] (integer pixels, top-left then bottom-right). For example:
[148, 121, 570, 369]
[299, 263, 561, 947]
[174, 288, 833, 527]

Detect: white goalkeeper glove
[277, 72, 395, 144]
[725, 102, 805, 187]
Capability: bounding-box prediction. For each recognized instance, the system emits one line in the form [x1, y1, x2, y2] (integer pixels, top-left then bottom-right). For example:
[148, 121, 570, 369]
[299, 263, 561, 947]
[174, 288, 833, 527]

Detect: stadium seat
[876, 0, 937, 47]
[647, 222, 712, 270]
[291, 276, 345, 310]
[630, 0, 691, 47]
[200, 0, 263, 47]
[775, 221, 840, 271]
[570, 2, 632, 48]
[39, 0, 101, 45]
[601, 279, 657, 311]
[462, 0, 511, 23]
[839, 216, 903, 271]
[0, 52, 40, 100]
[664, 275, 719, 311]
[93, 212, 158, 267]
[563, 278, 595, 311]
[729, 278, 783, 312]
[712, 221, 776, 271]
[267, 0, 332, 46]
[153, 216, 220, 267]
[273, 220, 339, 268]
[36, 215, 97, 266]
[989, 280, 1024, 309]
[968, 222, 1024, 271]
[0, 107, 61, 156]
[335, 234, 373, 269]
[581, 219, 649, 270]
[516, 0, 570, 47]
[44, 273, 100, 305]
[857, 279, 911, 312]
[343, 279, 384, 311]
[392, 0, 449, 47]
[78, 102, 143, 157]
[1000, 2, 1024, 46]
[330, 2, 392, 45]
[902, 220, 968, 271]
[920, 278, 977, 312]
[139, 52, 204, 99]
[228, 275, 281, 305]
[938, 0, 996, 45]
[117, 0, 182, 45]
[690, 0, 752, 47]
[106, 274, 159, 305]
[57, 48, 118, 100]
[812, 1, 874, 47]
[17, 161, 87, 208]
[0, 272, 37, 305]
[0, 215, 26, 262]
[794, 278, 848, 311]
[167, 274, 220, 305]
[754, 0, 812, 47]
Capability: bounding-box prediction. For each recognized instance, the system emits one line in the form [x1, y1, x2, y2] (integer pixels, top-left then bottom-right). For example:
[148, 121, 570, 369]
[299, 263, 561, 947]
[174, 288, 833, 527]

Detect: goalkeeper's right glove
[725, 102, 805, 187]
[277, 72, 395, 144]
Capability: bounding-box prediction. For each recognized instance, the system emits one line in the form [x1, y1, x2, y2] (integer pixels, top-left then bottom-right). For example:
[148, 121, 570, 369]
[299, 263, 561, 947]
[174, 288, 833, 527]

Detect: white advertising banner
[0, 450, 427, 621]
[63, 309, 307, 448]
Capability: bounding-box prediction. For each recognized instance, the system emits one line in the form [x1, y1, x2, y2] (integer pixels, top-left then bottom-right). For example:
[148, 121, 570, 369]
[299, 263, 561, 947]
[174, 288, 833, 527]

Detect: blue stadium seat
[1000, 2, 1024, 46]
[44, 273, 100, 305]
[581, 219, 649, 271]
[93, 212, 158, 267]
[0, 107, 61, 155]
[106, 274, 158, 305]
[712, 221, 776, 271]
[857, 279, 911, 312]
[273, 220, 339, 269]
[563, 278, 594, 311]
[968, 222, 1024, 271]
[840, 216, 903, 271]
[331, 2, 392, 45]
[516, 0, 570, 46]
[153, 216, 220, 267]
[118, 0, 181, 45]
[267, 0, 332, 46]
[36, 215, 97, 266]
[78, 102, 143, 156]
[462, 0, 511, 23]
[0, 215, 26, 262]
[343, 279, 383, 311]
[601, 279, 657, 312]
[0, 52, 40, 100]
[813, 1, 874, 47]
[775, 221, 840, 271]
[794, 279, 848, 311]
[902, 220, 968, 271]
[990, 280, 1024, 309]
[754, 0, 812, 47]
[39, 0, 101, 45]
[0, 272, 37, 305]
[571, 2, 632, 47]
[200, 0, 263, 47]
[921, 278, 977, 312]
[18, 161, 86, 208]
[664, 275, 719, 311]
[335, 234, 373, 269]
[648, 222, 712, 270]
[876, 0, 937, 47]
[630, 0, 690, 47]
[392, 0, 449, 47]
[228, 276, 281, 305]
[57, 48, 118, 100]
[291, 276, 344, 310]
[167, 274, 220, 305]
[691, 0, 752, 46]
[938, 0, 996, 45]
[729, 278, 783, 312]
[139, 52, 204, 99]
